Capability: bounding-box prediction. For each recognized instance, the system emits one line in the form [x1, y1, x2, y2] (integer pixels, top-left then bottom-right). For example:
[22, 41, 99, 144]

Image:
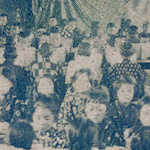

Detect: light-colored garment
[65, 50, 103, 84]
[50, 46, 66, 65]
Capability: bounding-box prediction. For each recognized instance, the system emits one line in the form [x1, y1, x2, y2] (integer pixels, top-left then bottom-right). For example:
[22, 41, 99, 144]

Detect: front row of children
[0, 77, 150, 150]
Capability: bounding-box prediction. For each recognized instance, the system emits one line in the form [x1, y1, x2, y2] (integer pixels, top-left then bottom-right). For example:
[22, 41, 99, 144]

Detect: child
[70, 85, 125, 150]
[9, 121, 34, 150]
[110, 75, 140, 146]
[32, 96, 68, 149]
[37, 76, 55, 97]
[131, 96, 150, 150]
[50, 27, 66, 65]
[58, 68, 93, 127]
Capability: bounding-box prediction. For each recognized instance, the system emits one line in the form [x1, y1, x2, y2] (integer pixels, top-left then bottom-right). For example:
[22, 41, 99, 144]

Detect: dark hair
[87, 85, 110, 106]
[50, 27, 59, 33]
[71, 68, 92, 84]
[39, 43, 52, 57]
[4, 46, 18, 59]
[36, 93, 61, 121]
[128, 25, 138, 35]
[9, 121, 34, 150]
[0, 14, 8, 17]
[142, 96, 150, 105]
[107, 23, 115, 29]
[78, 42, 91, 56]
[120, 42, 134, 57]
[69, 18, 76, 22]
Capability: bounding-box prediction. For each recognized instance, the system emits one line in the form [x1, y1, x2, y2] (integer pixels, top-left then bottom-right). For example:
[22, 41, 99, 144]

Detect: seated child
[32, 96, 68, 149]
[9, 121, 34, 150]
[58, 68, 93, 128]
[70, 85, 125, 150]
[131, 96, 150, 150]
[110, 75, 139, 130]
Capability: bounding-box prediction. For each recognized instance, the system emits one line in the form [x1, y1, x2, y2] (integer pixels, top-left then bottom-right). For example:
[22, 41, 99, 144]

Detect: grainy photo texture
[0, 0, 150, 149]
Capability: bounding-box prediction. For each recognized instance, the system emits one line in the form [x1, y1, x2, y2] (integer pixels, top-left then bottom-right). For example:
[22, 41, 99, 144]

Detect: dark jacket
[110, 101, 139, 132]
[131, 125, 150, 150]
[70, 119, 125, 150]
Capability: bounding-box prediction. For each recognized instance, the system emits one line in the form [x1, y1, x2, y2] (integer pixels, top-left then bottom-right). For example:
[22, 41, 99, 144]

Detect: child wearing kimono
[69, 85, 125, 150]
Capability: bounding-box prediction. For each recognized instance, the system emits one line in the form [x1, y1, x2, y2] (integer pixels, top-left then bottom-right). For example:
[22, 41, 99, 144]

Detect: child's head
[49, 17, 58, 27]
[140, 96, 150, 127]
[32, 96, 56, 134]
[71, 68, 93, 93]
[38, 43, 52, 58]
[49, 27, 62, 48]
[85, 85, 110, 123]
[113, 76, 137, 106]
[0, 14, 8, 26]
[68, 18, 77, 29]
[120, 42, 134, 58]
[106, 22, 118, 35]
[37, 76, 54, 97]
[9, 121, 34, 150]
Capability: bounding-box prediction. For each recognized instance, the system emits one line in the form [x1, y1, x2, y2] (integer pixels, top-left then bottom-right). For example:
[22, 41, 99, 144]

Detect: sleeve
[53, 129, 69, 148]
[57, 95, 74, 125]
[107, 122, 126, 147]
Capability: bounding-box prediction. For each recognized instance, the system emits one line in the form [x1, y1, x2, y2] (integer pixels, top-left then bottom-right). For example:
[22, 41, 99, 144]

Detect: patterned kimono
[58, 88, 89, 127]
[32, 127, 68, 149]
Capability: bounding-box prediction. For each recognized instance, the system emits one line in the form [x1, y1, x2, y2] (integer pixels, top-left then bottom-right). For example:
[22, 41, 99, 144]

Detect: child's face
[50, 33, 62, 48]
[49, 18, 58, 27]
[32, 106, 54, 134]
[0, 122, 10, 144]
[0, 47, 5, 64]
[140, 104, 150, 126]
[85, 102, 107, 123]
[37, 78, 54, 97]
[117, 83, 134, 106]
[73, 73, 91, 93]
[0, 16, 7, 26]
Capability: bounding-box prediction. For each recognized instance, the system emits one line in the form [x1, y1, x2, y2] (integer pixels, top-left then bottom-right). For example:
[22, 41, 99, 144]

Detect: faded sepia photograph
[0, 0, 150, 149]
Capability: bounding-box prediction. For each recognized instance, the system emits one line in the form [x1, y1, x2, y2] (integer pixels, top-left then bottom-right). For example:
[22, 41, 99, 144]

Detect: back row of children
[0, 17, 150, 149]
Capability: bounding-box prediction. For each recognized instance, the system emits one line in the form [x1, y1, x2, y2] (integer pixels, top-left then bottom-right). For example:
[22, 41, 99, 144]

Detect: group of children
[0, 14, 150, 150]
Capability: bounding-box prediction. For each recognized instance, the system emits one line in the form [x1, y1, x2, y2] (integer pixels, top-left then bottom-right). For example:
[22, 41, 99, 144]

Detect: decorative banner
[32, 0, 125, 30]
